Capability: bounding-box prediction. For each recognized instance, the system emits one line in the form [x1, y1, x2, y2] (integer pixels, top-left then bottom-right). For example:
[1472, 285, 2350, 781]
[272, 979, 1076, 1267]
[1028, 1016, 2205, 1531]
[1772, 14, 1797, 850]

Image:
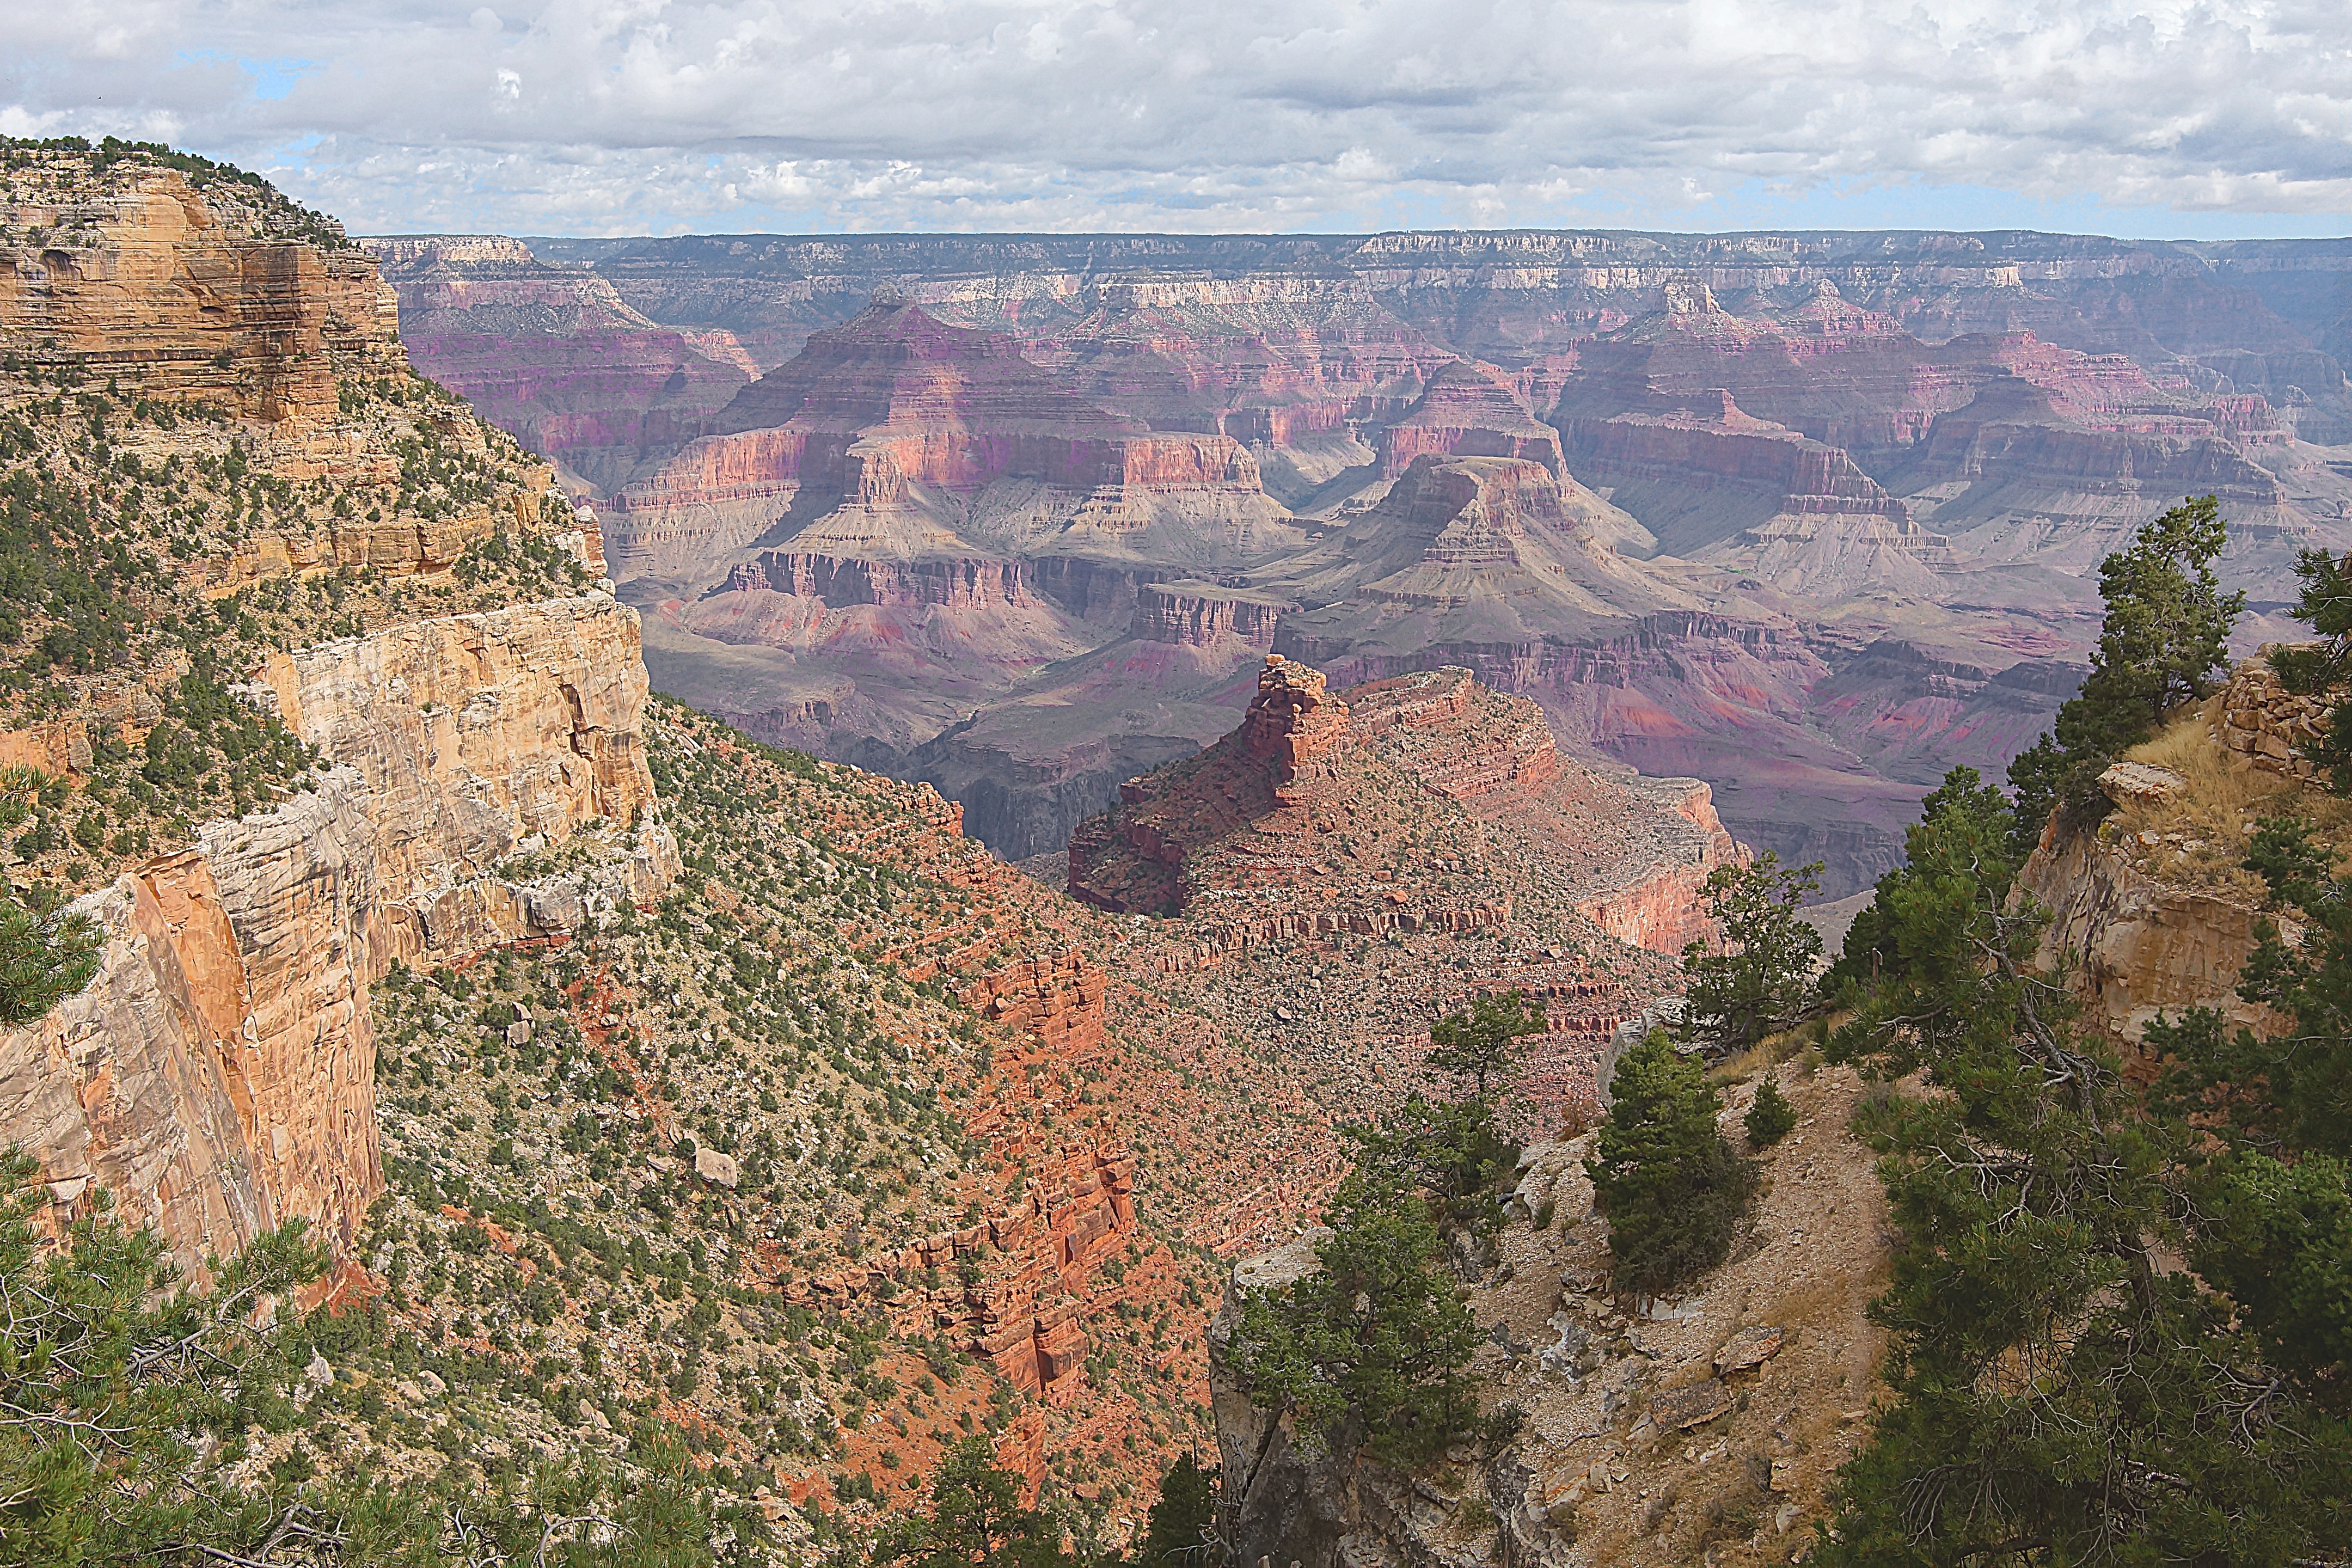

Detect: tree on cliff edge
[2266, 545, 2352, 792]
[2007, 495, 2243, 857]
[1677, 852, 1823, 1059]
[1817, 771, 2350, 1564]
[0, 885, 99, 1025]
[1229, 1163, 1481, 1473]
[1426, 990, 1548, 1101]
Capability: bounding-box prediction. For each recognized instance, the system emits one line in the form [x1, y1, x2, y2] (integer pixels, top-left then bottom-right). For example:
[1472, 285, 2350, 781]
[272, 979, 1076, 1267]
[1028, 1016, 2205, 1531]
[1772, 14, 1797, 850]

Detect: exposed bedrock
[719, 549, 1040, 611]
[0, 593, 677, 1285]
[5, 168, 404, 424]
[1068, 657, 1736, 954]
[1556, 395, 1917, 556]
[1131, 582, 1287, 650]
[1377, 358, 1565, 477]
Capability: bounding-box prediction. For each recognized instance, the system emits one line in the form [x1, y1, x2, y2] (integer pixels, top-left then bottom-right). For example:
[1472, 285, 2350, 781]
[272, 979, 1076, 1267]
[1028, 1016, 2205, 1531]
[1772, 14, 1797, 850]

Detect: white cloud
[2, 0, 2349, 235]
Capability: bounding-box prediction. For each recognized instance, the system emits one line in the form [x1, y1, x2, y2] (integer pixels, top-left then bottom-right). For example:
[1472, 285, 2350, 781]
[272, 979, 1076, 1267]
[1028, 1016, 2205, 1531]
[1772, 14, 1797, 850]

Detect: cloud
[4, 0, 2350, 236]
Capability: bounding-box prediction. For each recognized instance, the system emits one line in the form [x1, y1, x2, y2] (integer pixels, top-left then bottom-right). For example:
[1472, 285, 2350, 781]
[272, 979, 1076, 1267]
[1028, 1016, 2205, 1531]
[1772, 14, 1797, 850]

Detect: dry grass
[2103, 702, 2352, 900]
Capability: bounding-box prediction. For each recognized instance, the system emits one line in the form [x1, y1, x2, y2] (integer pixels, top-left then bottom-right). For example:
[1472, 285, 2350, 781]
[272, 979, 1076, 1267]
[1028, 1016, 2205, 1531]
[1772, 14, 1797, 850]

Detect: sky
[4, 0, 2351, 240]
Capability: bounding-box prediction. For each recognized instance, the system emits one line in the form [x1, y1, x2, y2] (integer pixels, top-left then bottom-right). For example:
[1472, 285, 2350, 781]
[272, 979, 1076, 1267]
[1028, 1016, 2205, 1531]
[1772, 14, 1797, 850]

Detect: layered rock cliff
[4, 150, 401, 424]
[0, 142, 675, 1287]
[1069, 656, 1737, 959]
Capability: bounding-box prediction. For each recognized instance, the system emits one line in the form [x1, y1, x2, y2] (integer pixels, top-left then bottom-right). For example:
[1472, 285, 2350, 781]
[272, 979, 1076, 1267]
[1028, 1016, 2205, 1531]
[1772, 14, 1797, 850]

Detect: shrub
[1744, 1074, 1797, 1148]
[1589, 1031, 1757, 1296]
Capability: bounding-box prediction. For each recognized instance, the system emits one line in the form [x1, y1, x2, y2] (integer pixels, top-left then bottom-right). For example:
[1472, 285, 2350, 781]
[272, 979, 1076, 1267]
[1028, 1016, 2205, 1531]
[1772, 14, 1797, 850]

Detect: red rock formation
[963, 950, 1108, 1058]
[1378, 359, 1564, 477]
[1240, 655, 1350, 782]
[1069, 658, 1735, 956]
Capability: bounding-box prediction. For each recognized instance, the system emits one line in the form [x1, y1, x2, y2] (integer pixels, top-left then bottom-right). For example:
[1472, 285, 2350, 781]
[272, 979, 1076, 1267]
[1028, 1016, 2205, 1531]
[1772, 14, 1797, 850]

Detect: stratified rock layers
[0, 594, 676, 1282]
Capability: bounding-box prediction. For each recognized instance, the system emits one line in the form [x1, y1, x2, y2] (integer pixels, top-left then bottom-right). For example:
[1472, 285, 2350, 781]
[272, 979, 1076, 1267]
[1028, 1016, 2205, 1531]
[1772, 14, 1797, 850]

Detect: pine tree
[873, 1436, 1077, 1568]
[1743, 1073, 1796, 1148]
[1679, 852, 1823, 1058]
[2007, 495, 2243, 856]
[0, 895, 99, 1024]
[1587, 1032, 1756, 1297]
[1132, 1455, 1218, 1568]
[1229, 1160, 1482, 1473]
[1818, 772, 2350, 1563]
[2268, 547, 2352, 791]
[1425, 990, 1548, 1100]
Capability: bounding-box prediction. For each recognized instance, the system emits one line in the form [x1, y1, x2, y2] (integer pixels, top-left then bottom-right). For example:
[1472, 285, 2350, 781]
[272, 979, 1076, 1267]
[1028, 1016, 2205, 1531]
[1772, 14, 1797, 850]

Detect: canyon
[10, 137, 2348, 1568]
[370, 227, 2352, 891]
[1, 138, 1771, 1561]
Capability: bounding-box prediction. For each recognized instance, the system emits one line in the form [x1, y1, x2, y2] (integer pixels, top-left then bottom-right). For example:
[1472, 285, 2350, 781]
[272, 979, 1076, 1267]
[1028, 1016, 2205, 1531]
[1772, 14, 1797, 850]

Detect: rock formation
[1210, 1058, 1894, 1568]
[1069, 656, 1738, 958]
[364, 228, 2352, 890]
[5, 157, 402, 424]
[0, 143, 675, 1289]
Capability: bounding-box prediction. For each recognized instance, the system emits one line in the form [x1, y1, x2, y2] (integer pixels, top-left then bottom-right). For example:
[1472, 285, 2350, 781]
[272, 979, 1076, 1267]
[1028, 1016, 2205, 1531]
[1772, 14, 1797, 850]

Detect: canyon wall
[4, 164, 403, 423]
[0, 591, 676, 1282]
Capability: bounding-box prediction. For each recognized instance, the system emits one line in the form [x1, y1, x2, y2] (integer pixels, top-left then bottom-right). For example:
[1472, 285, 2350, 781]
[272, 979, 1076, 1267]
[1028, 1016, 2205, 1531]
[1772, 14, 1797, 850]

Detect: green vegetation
[1816, 764, 2350, 1563]
[1344, 1093, 1519, 1248]
[1742, 1073, 1796, 1148]
[2266, 546, 2352, 791]
[0, 1152, 714, 1568]
[1425, 989, 1547, 1099]
[0, 891, 99, 1022]
[1588, 1031, 1756, 1297]
[1, 134, 353, 249]
[1130, 1455, 1217, 1568]
[872, 1437, 1077, 1568]
[1676, 852, 1822, 1058]
[2007, 496, 2243, 857]
[1228, 1162, 1483, 1472]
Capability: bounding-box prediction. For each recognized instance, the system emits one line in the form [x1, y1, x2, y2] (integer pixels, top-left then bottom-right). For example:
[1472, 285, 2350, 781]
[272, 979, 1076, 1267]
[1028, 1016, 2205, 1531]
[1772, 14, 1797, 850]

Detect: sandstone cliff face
[1379, 359, 1564, 477]
[0, 592, 676, 1283]
[3, 160, 402, 424]
[2019, 817, 2276, 1052]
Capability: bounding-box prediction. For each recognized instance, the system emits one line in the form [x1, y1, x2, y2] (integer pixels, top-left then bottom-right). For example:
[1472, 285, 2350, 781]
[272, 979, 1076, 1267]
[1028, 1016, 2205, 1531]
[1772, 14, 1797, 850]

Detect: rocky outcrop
[2217, 648, 2328, 780]
[2019, 814, 2278, 1053]
[963, 950, 1108, 1058]
[0, 592, 677, 1284]
[1557, 393, 1924, 556]
[719, 550, 1039, 611]
[1240, 656, 1352, 784]
[1378, 360, 1564, 477]
[602, 300, 1291, 584]
[1571, 777, 1743, 953]
[1211, 1063, 1892, 1568]
[1130, 583, 1288, 650]
[3, 157, 402, 424]
[1070, 659, 1735, 957]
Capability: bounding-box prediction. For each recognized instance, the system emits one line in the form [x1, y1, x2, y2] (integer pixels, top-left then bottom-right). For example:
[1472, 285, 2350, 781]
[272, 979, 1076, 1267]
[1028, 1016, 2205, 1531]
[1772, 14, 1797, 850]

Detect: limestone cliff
[0, 591, 676, 1281]
[0, 143, 676, 1288]
[2, 151, 401, 424]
